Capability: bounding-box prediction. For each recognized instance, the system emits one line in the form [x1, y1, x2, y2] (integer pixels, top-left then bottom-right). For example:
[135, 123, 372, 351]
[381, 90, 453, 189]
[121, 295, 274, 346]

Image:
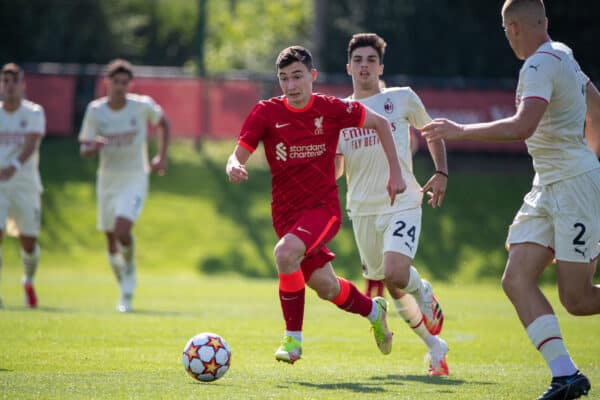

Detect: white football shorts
[351, 207, 422, 280]
[97, 175, 148, 231]
[0, 181, 42, 237]
[506, 168, 600, 263]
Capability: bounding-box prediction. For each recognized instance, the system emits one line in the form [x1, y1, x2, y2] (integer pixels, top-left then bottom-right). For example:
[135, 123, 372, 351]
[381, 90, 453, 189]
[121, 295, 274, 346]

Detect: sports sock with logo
[278, 269, 305, 332]
[526, 314, 577, 377]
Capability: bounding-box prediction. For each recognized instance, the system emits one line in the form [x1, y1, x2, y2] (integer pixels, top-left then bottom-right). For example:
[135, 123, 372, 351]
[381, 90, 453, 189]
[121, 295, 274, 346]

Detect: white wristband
[10, 158, 22, 170]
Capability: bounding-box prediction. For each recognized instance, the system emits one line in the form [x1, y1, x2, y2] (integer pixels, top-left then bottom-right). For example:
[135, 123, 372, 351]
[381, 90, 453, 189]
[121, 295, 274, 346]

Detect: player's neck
[2, 97, 21, 113]
[352, 86, 381, 100]
[108, 96, 127, 111]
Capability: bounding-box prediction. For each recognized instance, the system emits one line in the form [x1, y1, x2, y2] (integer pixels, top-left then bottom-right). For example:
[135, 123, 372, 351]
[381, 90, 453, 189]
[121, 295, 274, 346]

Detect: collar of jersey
[283, 94, 315, 113]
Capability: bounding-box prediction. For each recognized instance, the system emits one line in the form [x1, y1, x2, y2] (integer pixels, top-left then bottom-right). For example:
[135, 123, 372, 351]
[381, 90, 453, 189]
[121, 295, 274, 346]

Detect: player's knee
[501, 270, 522, 298]
[273, 242, 302, 271]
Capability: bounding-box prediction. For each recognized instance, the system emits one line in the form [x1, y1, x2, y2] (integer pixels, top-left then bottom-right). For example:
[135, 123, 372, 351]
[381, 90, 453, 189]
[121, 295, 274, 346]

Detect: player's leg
[385, 252, 448, 375]
[381, 209, 444, 335]
[305, 262, 393, 355]
[502, 243, 589, 399]
[557, 259, 600, 316]
[112, 183, 146, 313]
[19, 235, 39, 308]
[11, 188, 41, 308]
[273, 232, 306, 363]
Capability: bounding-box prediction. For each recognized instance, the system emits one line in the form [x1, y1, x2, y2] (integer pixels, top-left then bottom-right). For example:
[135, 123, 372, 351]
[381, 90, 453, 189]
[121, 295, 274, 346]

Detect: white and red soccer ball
[182, 332, 231, 382]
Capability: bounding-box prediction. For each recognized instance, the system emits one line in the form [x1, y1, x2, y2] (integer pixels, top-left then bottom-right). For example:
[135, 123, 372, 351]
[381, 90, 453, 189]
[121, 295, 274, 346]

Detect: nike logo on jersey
[529, 64, 540, 71]
[275, 122, 291, 128]
[297, 226, 312, 235]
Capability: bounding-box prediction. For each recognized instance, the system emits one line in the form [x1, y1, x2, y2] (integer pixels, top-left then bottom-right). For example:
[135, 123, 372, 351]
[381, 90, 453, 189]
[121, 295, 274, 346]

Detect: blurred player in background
[0, 63, 45, 308]
[226, 45, 406, 364]
[336, 33, 449, 376]
[365, 79, 420, 299]
[79, 59, 170, 313]
[422, 1, 599, 398]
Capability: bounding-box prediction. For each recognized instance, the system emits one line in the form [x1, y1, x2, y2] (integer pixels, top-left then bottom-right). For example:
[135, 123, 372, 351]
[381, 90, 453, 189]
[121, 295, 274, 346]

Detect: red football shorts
[275, 206, 341, 281]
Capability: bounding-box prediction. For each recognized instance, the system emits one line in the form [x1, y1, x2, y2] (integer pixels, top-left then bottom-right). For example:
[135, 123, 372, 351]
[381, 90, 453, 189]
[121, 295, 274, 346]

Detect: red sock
[332, 277, 372, 317]
[278, 270, 305, 332]
[365, 279, 385, 298]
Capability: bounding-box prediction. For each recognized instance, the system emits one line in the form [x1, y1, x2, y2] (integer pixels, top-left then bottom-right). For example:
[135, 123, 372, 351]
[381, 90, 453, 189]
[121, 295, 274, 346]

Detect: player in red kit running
[226, 45, 406, 364]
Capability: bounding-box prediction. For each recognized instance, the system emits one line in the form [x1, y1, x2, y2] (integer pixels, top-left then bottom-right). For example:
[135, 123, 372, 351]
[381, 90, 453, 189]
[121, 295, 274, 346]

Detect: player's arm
[0, 132, 43, 181]
[421, 135, 448, 208]
[362, 107, 406, 203]
[421, 98, 547, 143]
[226, 145, 251, 183]
[79, 105, 104, 158]
[335, 155, 344, 180]
[585, 81, 600, 157]
[150, 115, 171, 176]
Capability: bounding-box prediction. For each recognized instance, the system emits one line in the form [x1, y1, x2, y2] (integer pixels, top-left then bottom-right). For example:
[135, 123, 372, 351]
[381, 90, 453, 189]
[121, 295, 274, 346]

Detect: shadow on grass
[0, 368, 13, 372]
[294, 381, 387, 393]
[372, 374, 472, 386]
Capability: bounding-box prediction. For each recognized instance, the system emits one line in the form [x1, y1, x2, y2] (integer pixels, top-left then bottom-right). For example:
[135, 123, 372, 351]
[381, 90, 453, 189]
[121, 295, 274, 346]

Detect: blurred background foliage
[0, 0, 597, 80]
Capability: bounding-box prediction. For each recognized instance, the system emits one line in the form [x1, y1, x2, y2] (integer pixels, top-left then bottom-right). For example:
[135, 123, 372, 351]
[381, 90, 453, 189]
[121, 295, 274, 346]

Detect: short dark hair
[502, 0, 546, 21]
[276, 46, 313, 70]
[347, 33, 387, 63]
[105, 58, 134, 79]
[1, 63, 24, 80]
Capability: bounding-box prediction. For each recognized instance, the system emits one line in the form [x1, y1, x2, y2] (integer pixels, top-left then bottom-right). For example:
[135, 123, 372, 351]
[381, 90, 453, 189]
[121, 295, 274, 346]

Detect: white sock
[21, 244, 40, 285]
[393, 294, 439, 350]
[118, 236, 135, 267]
[107, 252, 125, 282]
[402, 266, 424, 296]
[526, 314, 577, 377]
[285, 330, 302, 342]
[367, 299, 379, 322]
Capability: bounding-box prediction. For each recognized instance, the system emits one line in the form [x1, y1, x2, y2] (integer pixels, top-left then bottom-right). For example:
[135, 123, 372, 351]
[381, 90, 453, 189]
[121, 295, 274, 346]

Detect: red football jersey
[238, 94, 366, 229]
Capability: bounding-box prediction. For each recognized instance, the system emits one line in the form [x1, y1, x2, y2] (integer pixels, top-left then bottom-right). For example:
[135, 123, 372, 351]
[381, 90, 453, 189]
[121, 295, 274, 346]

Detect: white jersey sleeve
[28, 105, 45, 136]
[140, 95, 163, 126]
[78, 102, 100, 142]
[407, 88, 432, 130]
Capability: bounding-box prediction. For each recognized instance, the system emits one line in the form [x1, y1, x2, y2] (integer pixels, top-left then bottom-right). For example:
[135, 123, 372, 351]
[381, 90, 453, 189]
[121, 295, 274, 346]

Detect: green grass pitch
[0, 138, 598, 399]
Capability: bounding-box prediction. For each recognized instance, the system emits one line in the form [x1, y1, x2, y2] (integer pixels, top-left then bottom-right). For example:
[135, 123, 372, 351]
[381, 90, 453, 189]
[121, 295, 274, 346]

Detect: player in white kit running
[79, 59, 170, 313]
[422, 1, 599, 398]
[0, 63, 45, 309]
[336, 33, 450, 376]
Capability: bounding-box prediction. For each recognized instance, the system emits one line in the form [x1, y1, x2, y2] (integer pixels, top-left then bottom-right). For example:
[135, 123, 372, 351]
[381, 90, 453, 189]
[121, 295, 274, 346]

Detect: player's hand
[80, 137, 105, 156]
[150, 155, 167, 176]
[387, 171, 406, 206]
[421, 118, 464, 142]
[226, 162, 248, 184]
[0, 166, 16, 181]
[421, 172, 447, 208]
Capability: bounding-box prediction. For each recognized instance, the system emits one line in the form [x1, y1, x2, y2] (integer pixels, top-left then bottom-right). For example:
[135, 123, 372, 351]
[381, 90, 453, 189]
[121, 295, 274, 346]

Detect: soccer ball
[182, 332, 231, 382]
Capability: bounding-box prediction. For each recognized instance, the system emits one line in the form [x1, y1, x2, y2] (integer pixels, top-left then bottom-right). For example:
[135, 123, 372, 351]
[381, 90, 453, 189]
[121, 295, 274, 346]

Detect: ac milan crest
[384, 98, 394, 114]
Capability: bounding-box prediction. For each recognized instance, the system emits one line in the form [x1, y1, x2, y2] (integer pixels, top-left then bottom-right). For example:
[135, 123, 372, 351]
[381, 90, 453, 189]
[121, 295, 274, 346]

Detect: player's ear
[346, 63, 351, 76]
[311, 68, 318, 82]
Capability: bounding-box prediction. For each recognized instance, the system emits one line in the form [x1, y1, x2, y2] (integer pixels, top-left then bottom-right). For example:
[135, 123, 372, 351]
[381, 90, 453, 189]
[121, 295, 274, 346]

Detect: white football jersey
[517, 41, 599, 185]
[0, 99, 45, 189]
[337, 87, 431, 216]
[79, 93, 163, 179]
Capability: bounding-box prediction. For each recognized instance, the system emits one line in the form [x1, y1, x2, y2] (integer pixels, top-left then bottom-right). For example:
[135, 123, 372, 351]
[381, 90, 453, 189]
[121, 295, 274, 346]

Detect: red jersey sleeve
[329, 97, 366, 129]
[238, 102, 268, 153]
